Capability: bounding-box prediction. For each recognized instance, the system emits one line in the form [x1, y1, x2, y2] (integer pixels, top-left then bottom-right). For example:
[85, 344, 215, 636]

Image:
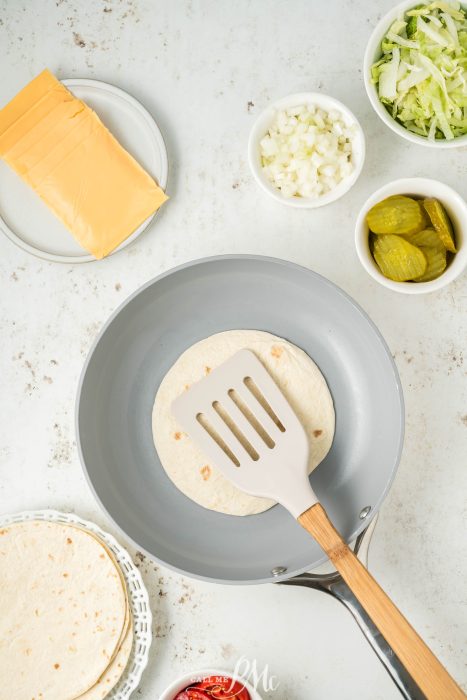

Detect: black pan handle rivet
[271, 566, 287, 576]
[359, 506, 372, 519]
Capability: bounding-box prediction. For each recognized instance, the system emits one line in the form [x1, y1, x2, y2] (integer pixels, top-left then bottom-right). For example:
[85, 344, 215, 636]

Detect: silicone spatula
[172, 348, 464, 700]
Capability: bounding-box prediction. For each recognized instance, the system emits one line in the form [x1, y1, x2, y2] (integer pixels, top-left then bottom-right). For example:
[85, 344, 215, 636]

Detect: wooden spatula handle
[298, 503, 465, 700]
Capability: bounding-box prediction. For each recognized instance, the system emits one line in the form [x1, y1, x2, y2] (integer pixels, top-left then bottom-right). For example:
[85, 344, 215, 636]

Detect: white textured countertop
[1, 1, 466, 698]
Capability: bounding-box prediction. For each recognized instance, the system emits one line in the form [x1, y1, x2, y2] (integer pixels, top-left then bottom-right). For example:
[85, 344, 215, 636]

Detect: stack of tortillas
[0, 520, 133, 700]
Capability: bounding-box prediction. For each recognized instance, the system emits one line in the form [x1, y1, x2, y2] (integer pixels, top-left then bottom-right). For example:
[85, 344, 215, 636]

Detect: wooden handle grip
[298, 504, 465, 700]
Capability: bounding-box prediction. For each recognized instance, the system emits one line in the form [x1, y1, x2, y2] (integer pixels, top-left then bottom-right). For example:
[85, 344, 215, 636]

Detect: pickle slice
[413, 246, 447, 283]
[405, 227, 445, 250]
[423, 199, 457, 253]
[367, 195, 428, 236]
[372, 234, 427, 281]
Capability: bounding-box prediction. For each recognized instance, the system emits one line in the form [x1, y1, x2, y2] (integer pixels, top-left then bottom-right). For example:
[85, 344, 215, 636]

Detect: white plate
[0, 509, 152, 700]
[0, 78, 168, 263]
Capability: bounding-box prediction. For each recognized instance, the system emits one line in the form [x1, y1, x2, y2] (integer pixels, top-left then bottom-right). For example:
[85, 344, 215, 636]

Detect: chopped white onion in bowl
[248, 92, 365, 209]
[260, 105, 356, 199]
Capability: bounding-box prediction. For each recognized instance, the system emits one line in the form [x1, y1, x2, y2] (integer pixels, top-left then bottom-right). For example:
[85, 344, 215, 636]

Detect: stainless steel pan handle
[279, 517, 425, 700]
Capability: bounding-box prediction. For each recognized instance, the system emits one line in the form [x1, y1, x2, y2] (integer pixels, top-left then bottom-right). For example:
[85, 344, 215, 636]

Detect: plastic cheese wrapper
[0, 69, 168, 259]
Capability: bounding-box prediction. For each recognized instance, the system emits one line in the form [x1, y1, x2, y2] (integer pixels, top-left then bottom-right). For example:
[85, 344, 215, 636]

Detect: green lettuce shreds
[371, 1, 467, 140]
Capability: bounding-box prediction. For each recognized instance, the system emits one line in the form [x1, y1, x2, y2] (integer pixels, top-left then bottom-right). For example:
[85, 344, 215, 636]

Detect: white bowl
[355, 178, 467, 294]
[364, 0, 467, 148]
[159, 668, 263, 700]
[247, 92, 365, 208]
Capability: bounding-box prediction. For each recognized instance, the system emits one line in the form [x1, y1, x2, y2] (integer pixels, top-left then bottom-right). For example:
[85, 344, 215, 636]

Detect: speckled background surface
[0, 1, 466, 698]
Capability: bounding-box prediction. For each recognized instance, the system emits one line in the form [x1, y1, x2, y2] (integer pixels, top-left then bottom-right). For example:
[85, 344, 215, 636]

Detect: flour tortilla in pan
[0, 520, 128, 700]
[153, 330, 335, 516]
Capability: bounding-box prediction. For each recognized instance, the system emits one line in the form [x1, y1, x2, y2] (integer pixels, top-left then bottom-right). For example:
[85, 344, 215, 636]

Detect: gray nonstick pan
[77, 255, 410, 695]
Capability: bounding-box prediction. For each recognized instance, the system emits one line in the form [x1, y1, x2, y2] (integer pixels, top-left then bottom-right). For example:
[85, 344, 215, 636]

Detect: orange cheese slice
[0, 69, 168, 259]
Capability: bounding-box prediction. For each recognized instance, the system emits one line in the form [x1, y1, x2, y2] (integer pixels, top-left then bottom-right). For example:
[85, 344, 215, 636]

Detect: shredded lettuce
[371, 1, 467, 139]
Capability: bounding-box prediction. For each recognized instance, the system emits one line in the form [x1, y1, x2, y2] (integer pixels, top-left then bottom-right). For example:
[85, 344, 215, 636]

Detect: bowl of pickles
[355, 178, 467, 294]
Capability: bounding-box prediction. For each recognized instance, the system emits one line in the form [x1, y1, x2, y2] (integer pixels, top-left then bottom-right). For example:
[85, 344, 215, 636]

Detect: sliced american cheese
[0, 69, 168, 259]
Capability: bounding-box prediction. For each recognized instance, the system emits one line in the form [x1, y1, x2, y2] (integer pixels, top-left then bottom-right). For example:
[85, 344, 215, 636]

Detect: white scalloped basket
[0, 509, 152, 700]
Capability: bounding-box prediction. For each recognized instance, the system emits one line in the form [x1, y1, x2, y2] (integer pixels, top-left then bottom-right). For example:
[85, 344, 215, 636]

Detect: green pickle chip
[366, 196, 428, 236]
[405, 227, 445, 250]
[372, 234, 427, 281]
[423, 199, 457, 253]
[413, 246, 447, 283]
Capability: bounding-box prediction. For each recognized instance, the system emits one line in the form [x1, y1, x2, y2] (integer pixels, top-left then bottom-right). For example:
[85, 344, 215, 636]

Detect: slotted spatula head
[171, 348, 318, 518]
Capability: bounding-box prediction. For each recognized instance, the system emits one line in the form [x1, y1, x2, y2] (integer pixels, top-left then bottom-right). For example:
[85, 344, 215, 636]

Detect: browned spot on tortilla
[200, 465, 211, 481]
[174, 431, 182, 440]
[184, 384, 190, 391]
[271, 345, 283, 358]
[62, 573, 69, 578]
[66, 538, 72, 544]
[0, 529, 8, 535]
[313, 429, 323, 438]
[205, 366, 211, 375]
[54, 663, 60, 670]
[48, 554, 54, 560]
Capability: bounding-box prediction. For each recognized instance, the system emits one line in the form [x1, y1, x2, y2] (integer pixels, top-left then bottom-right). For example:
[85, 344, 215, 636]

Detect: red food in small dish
[174, 675, 251, 700]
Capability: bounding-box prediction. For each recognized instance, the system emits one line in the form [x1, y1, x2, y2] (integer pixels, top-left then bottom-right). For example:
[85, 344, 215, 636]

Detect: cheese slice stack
[0, 69, 168, 259]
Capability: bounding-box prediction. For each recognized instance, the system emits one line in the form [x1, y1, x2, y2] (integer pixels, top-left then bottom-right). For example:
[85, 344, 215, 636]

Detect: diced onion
[260, 104, 356, 199]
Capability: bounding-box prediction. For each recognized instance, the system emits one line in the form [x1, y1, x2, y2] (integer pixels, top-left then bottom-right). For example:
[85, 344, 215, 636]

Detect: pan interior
[77, 257, 403, 583]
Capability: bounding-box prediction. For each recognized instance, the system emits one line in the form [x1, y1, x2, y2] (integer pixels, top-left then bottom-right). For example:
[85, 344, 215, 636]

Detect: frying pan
[77, 255, 408, 693]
